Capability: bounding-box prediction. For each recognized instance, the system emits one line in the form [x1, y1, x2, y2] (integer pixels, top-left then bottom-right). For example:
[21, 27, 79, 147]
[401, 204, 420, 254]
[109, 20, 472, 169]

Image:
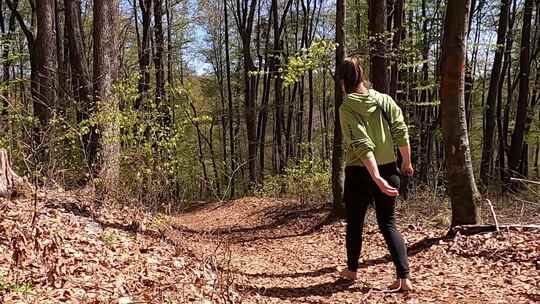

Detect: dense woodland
[1, 1, 540, 303]
[0, 0, 539, 214]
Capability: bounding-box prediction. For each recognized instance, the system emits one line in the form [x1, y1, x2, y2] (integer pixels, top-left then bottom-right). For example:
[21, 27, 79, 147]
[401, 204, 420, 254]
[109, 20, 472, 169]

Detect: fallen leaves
[1, 193, 539, 304]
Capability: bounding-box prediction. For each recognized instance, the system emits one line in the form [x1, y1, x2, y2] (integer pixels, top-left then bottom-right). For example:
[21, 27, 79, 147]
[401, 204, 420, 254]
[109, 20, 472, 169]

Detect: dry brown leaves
[1, 194, 539, 304]
[0, 191, 234, 304]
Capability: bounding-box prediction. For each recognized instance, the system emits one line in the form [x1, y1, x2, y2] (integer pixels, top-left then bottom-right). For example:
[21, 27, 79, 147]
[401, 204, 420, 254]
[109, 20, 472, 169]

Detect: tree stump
[0, 148, 29, 198]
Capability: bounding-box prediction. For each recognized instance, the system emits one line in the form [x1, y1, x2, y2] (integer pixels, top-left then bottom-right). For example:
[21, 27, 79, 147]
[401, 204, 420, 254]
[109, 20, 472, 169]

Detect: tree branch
[5, 0, 33, 45]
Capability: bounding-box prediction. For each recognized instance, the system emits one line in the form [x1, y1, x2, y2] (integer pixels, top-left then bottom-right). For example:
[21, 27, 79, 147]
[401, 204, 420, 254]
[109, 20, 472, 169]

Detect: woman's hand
[374, 177, 399, 197]
[399, 145, 414, 177]
[401, 161, 414, 177]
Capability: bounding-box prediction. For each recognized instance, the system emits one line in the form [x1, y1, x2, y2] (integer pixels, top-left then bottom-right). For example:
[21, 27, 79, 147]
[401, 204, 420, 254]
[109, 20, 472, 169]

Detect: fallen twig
[485, 199, 500, 232]
[510, 177, 540, 186]
[449, 224, 540, 237]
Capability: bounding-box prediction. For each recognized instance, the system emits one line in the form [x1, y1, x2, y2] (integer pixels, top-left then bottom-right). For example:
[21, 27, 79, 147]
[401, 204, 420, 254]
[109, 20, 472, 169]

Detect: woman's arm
[362, 156, 399, 197]
[399, 144, 414, 177]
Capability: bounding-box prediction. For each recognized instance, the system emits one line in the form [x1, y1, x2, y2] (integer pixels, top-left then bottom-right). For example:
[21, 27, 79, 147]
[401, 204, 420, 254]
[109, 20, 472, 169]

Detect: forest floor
[0, 190, 539, 304]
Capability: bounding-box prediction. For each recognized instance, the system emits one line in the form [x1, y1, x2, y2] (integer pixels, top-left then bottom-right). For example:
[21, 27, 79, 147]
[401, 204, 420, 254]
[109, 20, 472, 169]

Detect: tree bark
[369, 0, 388, 93]
[154, 0, 165, 111]
[136, 0, 152, 109]
[480, 0, 510, 182]
[332, 0, 345, 216]
[233, 0, 258, 186]
[509, 0, 533, 178]
[94, 0, 120, 193]
[440, 0, 480, 227]
[389, 0, 403, 99]
[65, 0, 97, 166]
[224, 0, 235, 197]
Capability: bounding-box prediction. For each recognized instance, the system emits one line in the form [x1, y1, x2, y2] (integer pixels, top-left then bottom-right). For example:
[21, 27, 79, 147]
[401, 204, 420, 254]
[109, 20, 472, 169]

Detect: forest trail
[170, 197, 540, 304]
[1, 194, 539, 303]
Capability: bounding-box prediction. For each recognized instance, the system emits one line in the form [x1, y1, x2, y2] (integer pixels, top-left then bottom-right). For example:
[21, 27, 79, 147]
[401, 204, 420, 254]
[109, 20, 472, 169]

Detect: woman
[338, 56, 413, 292]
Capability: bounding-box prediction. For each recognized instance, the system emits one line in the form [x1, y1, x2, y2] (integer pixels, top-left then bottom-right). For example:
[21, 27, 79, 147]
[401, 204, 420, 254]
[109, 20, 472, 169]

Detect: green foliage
[100, 231, 118, 249]
[282, 40, 337, 88]
[255, 152, 331, 203]
[0, 273, 33, 294]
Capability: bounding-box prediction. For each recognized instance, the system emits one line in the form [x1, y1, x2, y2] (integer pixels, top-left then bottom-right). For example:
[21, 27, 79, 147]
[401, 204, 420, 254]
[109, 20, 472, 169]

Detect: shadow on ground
[171, 203, 337, 243]
[239, 278, 374, 300]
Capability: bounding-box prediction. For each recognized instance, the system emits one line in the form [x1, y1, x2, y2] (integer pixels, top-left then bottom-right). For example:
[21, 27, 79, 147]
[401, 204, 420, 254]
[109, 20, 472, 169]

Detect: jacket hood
[345, 90, 380, 117]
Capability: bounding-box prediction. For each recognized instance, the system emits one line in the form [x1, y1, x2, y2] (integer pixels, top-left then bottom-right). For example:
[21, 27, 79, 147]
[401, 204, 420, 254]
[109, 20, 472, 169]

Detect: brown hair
[340, 56, 368, 94]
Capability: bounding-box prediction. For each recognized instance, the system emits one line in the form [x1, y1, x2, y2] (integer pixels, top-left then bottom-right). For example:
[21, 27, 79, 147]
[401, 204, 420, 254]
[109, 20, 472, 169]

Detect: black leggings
[344, 163, 410, 279]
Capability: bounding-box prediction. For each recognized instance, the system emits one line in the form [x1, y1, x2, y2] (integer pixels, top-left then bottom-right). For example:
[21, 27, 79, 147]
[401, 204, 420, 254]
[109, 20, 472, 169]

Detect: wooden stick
[449, 224, 540, 237]
[510, 177, 540, 186]
[485, 199, 500, 232]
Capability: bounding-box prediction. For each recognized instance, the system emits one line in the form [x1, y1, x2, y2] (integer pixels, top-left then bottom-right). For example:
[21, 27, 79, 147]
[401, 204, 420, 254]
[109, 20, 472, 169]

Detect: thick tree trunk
[0, 149, 30, 197]
[34, 0, 56, 128]
[94, 0, 120, 192]
[332, 0, 345, 216]
[481, 0, 510, 182]
[440, 0, 480, 227]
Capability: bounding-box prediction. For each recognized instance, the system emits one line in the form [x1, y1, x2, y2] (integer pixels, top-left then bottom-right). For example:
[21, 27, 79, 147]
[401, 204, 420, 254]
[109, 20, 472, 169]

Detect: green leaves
[282, 40, 337, 88]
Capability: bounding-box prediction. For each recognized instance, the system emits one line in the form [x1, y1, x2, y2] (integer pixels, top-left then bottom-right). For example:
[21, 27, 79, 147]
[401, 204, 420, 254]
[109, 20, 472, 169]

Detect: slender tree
[332, 0, 345, 216]
[224, 0, 235, 196]
[509, 0, 534, 178]
[65, 0, 97, 165]
[231, 0, 258, 185]
[154, 0, 165, 108]
[480, 0, 510, 182]
[135, 0, 152, 109]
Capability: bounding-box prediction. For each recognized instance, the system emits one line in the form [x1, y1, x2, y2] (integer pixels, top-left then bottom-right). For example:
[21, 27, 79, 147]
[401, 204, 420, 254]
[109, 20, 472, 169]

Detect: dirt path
[171, 197, 540, 304]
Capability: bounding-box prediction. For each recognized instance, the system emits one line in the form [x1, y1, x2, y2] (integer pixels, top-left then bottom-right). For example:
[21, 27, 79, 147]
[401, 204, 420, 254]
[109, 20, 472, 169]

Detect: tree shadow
[171, 203, 336, 243]
[239, 278, 373, 299]
[235, 235, 445, 280]
[238, 266, 338, 279]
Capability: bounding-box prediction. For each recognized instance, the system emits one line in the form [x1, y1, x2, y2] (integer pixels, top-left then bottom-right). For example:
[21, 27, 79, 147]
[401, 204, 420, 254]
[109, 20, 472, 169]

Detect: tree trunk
[154, 0, 165, 111]
[332, 0, 346, 216]
[65, 0, 97, 166]
[0, 149, 30, 198]
[233, 0, 258, 186]
[509, 0, 533, 178]
[94, 0, 120, 193]
[165, 0, 173, 85]
[224, 0, 235, 197]
[480, 0, 510, 182]
[440, 0, 480, 227]
[499, 0, 517, 187]
[136, 0, 152, 109]
[389, 0, 403, 99]
[369, 0, 388, 93]
[33, 1, 56, 118]
[55, 0, 67, 107]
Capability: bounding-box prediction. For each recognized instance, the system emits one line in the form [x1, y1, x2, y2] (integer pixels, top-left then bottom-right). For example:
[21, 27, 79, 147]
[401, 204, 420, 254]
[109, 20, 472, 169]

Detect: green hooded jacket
[339, 89, 409, 166]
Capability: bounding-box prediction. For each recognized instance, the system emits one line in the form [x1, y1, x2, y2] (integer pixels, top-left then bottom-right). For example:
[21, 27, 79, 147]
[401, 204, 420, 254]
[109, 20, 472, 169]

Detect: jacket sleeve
[339, 104, 375, 162]
[383, 95, 410, 147]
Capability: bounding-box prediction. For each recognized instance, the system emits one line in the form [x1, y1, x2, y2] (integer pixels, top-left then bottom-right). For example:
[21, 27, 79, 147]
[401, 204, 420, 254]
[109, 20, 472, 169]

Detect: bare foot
[338, 268, 357, 281]
[386, 278, 413, 292]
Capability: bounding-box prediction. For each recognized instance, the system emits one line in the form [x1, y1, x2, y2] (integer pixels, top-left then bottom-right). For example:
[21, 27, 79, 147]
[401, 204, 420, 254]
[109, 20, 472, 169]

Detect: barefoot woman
[338, 56, 413, 291]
